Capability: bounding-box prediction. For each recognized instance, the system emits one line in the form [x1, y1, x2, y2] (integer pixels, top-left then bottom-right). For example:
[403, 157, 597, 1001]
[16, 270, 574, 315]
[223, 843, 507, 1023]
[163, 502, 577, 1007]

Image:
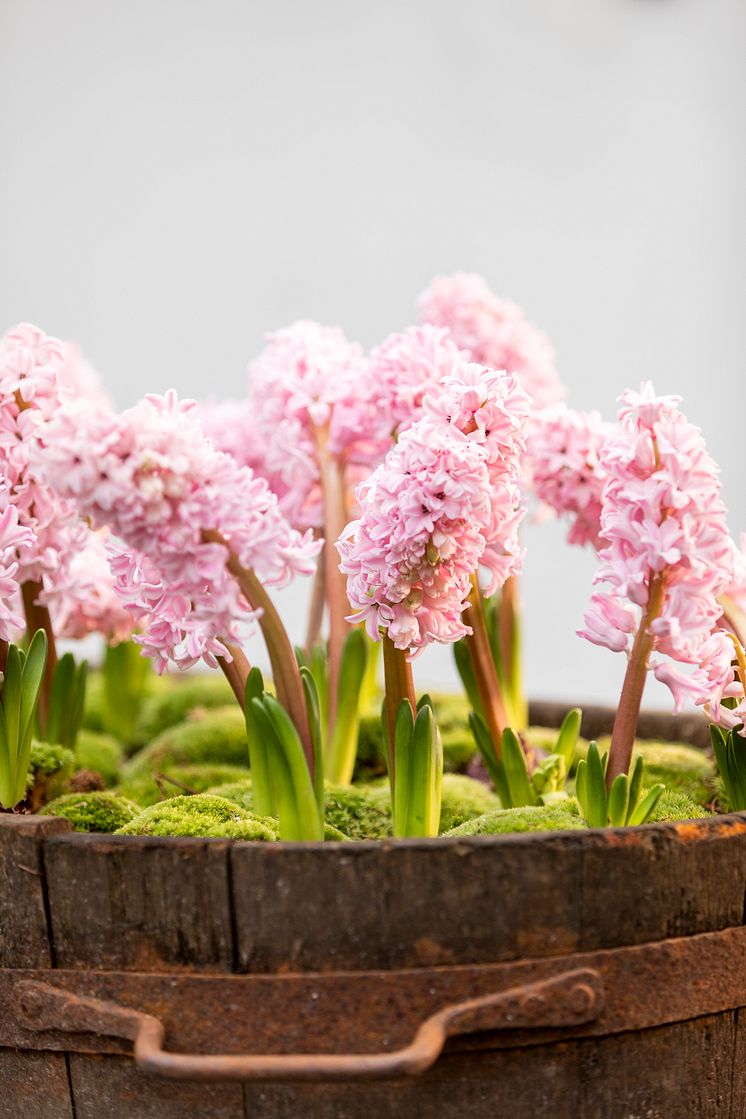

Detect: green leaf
[3, 646, 22, 773]
[607, 774, 629, 827]
[392, 699, 415, 837]
[300, 666, 325, 812]
[453, 640, 483, 721]
[555, 708, 582, 770]
[469, 712, 510, 806]
[326, 628, 367, 785]
[501, 727, 535, 807]
[406, 704, 443, 837]
[244, 668, 275, 817]
[585, 743, 608, 828]
[575, 759, 588, 817]
[19, 631, 47, 749]
[626, 756, 644, 823]
[628, 783, 665, 825]
[250, 698, 299, 838]
[262, 695, 323, 840]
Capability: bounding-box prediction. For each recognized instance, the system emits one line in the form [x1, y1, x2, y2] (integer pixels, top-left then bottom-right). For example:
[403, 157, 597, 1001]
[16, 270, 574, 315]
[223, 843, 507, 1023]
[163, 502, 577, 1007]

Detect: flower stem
[607, 574, 667, 788]
[304, 543, 327, 656]
[20, 580, 57, 727]
[313, 424, 350, 737]
[203, 530, 315, 775]
[382, 634, 416, 796]
[464, 575, 508, 757]
[217, 641, 251, 706]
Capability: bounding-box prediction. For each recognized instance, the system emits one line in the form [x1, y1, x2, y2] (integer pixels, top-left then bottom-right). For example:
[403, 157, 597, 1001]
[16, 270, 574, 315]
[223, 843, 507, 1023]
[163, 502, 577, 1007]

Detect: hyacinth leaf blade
[102, 640, 150, 741]
[249, 698, 300, 839]
[300, 666, 325, 812]
[326, 627, 368, 786]
[43, 653, 87, 749]
[0, 632, 48, 809]
[575, 758, 588, 815]
[628, 783, 665, 826]
[453, 640, 483, 723]
[243, 668, 275, 817]
[607, 773, 629, 827]
[405, 703, 443, 838]
[392, 699, 415, 837]
[625, 756, 644, 823]
[709, 725, 746, 811]
[501, 728, 535, 807]
[261, 694, 324, 840]
[468, 711, 509, 805]
[555, 708, 582, 770]
[249, 696, 323, 841]
[585, 743, 609, 827]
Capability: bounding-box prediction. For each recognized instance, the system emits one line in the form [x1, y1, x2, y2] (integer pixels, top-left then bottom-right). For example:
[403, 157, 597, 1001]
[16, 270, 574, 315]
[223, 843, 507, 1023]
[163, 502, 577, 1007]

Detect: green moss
[438, 774, 500, 833]
[324, 784, 392, 839]
[445, 804, 587, 837]
[647, 788, 710, 822]
[120, 707, 248, 794]
[74, 731, 123, 787]
[133, 674, 236, 746]
[26, 742, 75, 807]
[119, 762, 251, 807]
[41, 791, 141, 833]
[205, 777, 254, 812]
[116, 795, 278, 840]
[589, 737, 716, 806]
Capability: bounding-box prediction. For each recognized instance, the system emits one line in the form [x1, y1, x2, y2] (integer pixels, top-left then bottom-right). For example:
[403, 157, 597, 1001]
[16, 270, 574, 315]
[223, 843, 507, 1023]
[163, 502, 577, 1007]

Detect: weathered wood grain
[43, 833, 234, 971]
[0, 815, 73, 1119]
[41, 831, 243, 1118]
[230, 818, 746, 972]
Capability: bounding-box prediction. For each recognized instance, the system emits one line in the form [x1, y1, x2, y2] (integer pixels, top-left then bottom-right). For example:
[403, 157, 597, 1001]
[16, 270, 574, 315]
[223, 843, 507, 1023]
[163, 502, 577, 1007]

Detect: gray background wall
[2, 0, 744, 704]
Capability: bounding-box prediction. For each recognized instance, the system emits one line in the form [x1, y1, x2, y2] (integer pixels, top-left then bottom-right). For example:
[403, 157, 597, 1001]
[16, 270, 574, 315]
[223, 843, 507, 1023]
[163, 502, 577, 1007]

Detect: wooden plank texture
[0, 815, 73, 1119]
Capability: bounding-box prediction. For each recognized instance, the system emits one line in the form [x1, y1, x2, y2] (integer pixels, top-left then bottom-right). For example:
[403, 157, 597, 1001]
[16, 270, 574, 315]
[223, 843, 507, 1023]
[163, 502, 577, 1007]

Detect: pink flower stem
[217, 641, 251, 706]
[464, 575, 508, 758]
[382, 633, 416, 797]
[607, 573, 667, 788]
[20, 579, 58, 727]
[304, 543, 327, 656]
[313, 423, 350, 735]
[203, 530, 314, 775]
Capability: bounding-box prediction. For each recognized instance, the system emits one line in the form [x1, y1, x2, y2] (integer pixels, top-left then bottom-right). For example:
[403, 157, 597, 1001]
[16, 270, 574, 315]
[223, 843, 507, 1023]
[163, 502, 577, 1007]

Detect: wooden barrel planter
[1, 704, 746, 1119]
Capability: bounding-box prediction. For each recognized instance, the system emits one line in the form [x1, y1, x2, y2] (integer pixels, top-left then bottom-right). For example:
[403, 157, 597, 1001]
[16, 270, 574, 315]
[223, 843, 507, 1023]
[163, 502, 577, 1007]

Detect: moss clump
[41, 791, 141, 833]
[117, 795, 278, 840]
[133, 675, 236, 746]
[205, 777, 254, 812]
[26, 742, 75, 809]
[324, 784, 392, 839]
[119, 762, 250, 808]
[647, 788, 710, 822]
[445, 804, 587, 837]
[120, 707, 248, 794]
[590, 737, 716, 807]
[74, 731, 123, 787]
[438, 774, 500, 833]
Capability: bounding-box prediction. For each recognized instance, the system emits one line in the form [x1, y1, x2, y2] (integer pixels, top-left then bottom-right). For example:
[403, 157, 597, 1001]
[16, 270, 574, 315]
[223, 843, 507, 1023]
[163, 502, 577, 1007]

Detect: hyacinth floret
[0, 324, 101, 588]
[527, 404, 614, 549]
[245, 320, 369, 529]
[418, 272, 565, 409]
[577, 382, 741, 723]
[423, 361, 531, 592]
[32, 390, 320, 671]
[337, 419, 493, 654]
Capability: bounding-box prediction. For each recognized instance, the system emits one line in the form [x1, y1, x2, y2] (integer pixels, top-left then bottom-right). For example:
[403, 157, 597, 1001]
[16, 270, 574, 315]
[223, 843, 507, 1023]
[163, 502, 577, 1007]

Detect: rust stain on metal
[14, 969, 604, 1082]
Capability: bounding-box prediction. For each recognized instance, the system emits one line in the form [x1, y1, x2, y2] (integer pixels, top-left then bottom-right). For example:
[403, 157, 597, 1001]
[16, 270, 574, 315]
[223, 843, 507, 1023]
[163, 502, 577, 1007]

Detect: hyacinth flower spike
[578, 384, 737, 787]
[32, 388, 326, 838]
